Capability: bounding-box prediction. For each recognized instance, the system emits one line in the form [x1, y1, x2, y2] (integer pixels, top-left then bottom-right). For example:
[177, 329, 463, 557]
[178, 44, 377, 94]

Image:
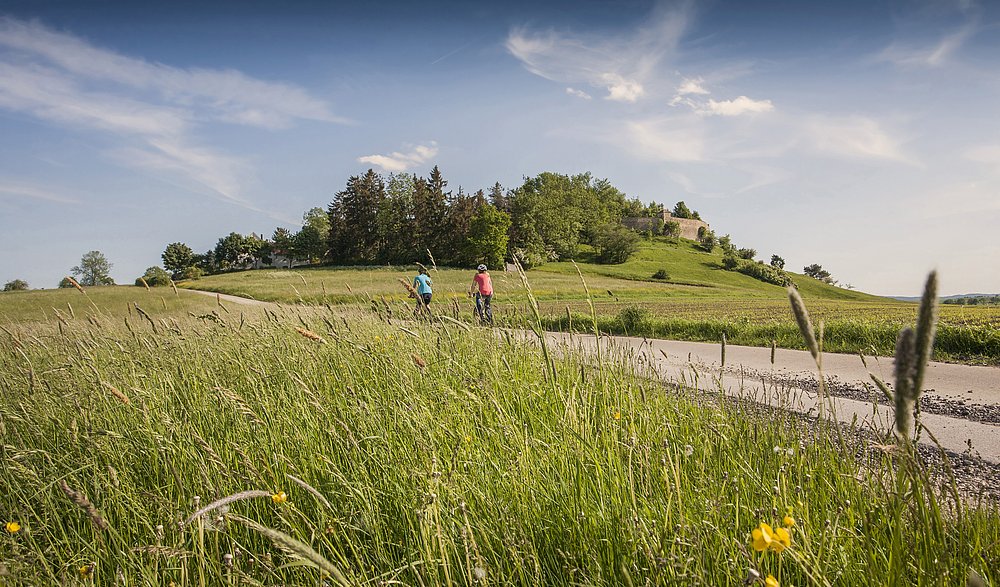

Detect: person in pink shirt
[470, 264, 494, 325]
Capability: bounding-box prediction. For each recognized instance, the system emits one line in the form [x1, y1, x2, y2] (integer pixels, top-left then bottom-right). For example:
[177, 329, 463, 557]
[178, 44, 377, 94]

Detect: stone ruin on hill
[621, 210, 709, 240]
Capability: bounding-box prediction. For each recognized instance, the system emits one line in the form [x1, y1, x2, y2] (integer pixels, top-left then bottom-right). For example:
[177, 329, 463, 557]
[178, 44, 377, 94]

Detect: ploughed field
[1, 285, 998, 585]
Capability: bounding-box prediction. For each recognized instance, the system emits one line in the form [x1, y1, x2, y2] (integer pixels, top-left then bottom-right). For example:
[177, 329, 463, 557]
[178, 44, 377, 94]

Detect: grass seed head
[787, 287, 819, 362]
[294, 326, 326, 344]
[58, 480, 108, 530]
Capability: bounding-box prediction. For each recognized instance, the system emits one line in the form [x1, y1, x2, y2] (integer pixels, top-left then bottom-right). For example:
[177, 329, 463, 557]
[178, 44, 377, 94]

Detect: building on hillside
[622, 210, 709, 240]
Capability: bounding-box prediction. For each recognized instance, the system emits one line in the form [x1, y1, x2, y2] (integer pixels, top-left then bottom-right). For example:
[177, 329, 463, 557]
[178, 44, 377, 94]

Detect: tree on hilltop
[3, 279, 28, 291]
[770, 255, 785, 269]
[804, 263, 835, 284]
[162, 242, 194, 275]
[72, 251, 114, 286]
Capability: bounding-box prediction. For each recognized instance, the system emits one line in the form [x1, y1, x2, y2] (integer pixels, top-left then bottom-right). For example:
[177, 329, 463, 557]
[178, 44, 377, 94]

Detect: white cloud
[805, 116, 911, 162]
[0, 17, 342, 214]
[358, 142, 439, 172]
[0, 180, 79, 204]
[677, 77, 709, 96]
[698, 96, 774, 117]
[0, 17, 344, 128]
[565, 87, 592, 100]
[505, 5, 689, 102]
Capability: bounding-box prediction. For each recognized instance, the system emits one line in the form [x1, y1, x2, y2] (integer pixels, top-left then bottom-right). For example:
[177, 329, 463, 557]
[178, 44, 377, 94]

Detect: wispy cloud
[0, 180, 79, 204]
[0, 17, 343, 212]
[805, 116, 912, 162]
[878, 25, 977, 68]
[565, 87, 592, 100]
[621, 117, 704, 162]
[505, 4, 689, 102]
[676, 77, 709, 96]
[358, 142, 439, 172]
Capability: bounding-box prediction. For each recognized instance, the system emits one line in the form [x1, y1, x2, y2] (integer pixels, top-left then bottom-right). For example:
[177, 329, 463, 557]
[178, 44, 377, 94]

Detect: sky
[0, 0, 998, 296]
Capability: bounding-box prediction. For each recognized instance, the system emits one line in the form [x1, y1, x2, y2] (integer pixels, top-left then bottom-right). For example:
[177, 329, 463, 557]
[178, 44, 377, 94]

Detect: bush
[135, 266, 172, 287]
[178, 266, 205, 281]
[617, 306, 652, 333]
[58, 277, 75, 288]
[698, 230, 717, 252]
[736, 248, 756, 260]
[652, 269, 670, 281]
[722, 254, 791, 286]
[3, 279, 28, 291]
[662, 220, 680, 238]
[593, 224, 639, 264]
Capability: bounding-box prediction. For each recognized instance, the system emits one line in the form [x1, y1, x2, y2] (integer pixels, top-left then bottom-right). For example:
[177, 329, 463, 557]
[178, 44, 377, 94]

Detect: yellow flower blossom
[765, 575, 779, 587]
[783, 515, 795, 527]
[5, 521, 21, 534]
[752, 523, 774, 552]
[772, 526, 791, 552]
[613, 411, 622, 421]
[752, 522, 792, 553]
[271, 491, 288, 504]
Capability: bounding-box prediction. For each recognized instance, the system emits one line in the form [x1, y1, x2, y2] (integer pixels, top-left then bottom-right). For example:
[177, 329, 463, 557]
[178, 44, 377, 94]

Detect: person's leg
[474, 293, 484, 322]
[423, 293, 433, 316]
[484, 294, 493, 325]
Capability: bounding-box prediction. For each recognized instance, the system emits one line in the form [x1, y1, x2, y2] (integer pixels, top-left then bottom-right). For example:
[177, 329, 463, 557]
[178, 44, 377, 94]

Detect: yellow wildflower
[79, 563, 95, 577]
[772, 526, 791, 552]
[765, 575, 779, 587]
[464, 435, 472, 444]
[783, 515, 795, 527]
[751, 523, 775, 552]
[5, 521, 21, 534]
[271, 491, 288, 504]
[752, 522, 792, 553]
[613, 411, 622, 421]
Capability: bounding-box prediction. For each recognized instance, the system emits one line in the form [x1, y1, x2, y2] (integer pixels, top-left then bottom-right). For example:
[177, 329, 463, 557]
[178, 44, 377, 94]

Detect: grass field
[176, 238, 1000, 363]
[2, 287, 997, 585]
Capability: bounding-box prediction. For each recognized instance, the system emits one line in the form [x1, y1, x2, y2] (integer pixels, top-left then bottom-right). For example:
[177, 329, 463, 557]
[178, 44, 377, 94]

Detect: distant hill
[891, 293, 1000, 302]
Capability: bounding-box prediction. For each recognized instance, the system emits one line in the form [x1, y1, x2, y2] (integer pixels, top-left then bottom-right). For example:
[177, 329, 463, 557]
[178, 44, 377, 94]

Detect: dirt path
[181, 288, 276, 307]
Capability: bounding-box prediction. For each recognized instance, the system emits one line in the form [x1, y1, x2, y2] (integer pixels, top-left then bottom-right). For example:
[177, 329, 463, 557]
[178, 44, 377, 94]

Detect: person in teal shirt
[413, 268, 433, 315]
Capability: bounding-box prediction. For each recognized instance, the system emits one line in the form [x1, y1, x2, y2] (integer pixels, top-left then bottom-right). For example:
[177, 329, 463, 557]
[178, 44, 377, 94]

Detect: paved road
[545, 332, 1000, 463]
[181, 289, 1000, 461]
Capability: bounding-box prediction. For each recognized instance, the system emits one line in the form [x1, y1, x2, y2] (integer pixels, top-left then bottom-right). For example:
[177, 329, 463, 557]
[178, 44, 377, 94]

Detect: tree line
[156, 167, 668, 279]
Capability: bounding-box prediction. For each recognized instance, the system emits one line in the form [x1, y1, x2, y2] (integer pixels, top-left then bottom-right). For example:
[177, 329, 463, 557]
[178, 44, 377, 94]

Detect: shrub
[722, 254, 791, 286]
[593, 224, 639, 264]
[58, 277, 75, 288]
[736, 248, 756, 260]
[662, 220, 680, 238]
[178, 266, 205, 281]
[3, 279, 28, 291]
[135, 266, 172, 287]
[617, 305, 652, 332]
[698, 230, 717, 252]
[652, 269, 670, 281]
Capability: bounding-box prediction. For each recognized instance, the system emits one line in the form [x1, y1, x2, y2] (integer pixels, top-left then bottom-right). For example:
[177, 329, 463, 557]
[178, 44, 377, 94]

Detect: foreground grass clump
[1, 305, 998, 585]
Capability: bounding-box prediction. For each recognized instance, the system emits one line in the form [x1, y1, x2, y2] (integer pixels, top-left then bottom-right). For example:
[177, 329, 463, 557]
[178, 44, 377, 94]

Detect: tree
[672, 201, 693, 219]
[58, 277, 75, 288]
[593, 223, 640, 264]
[271, 227, 296, 266]
[770, 255, 785, 269]
[327, 169, 385, 264]
[662, 220, 680, 238]
[135, 266, 172, 287]
[736, 247, 756, 260]
[72, 251, 114, 286]
[3, 279, 28, 291]
[299, 207, 330, 262]
[803, 263, 834, 284]
[214, 233, 248, 270]
[466, 204, 511, 269]
[698, 229, 717, 252]
[719, 234, 734, 254]
[161, 242, 194, 275]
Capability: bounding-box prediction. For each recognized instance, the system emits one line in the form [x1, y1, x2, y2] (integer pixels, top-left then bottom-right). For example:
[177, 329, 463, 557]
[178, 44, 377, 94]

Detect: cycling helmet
[477, 264, 487, 271]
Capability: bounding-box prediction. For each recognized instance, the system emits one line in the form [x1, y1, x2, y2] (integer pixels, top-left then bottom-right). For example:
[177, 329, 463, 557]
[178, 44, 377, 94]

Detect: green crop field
[177, 238, 1000, 363]
[1, 287, 997, 585]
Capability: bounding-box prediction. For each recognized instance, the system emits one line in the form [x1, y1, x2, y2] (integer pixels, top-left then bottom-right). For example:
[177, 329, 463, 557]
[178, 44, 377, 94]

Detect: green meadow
[179, 238, 1000, 363]
[1, 285, 998, 585]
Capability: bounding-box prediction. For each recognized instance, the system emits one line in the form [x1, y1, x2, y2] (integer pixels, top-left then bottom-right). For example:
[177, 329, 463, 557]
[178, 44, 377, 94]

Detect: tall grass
[1, 291, 998, 585]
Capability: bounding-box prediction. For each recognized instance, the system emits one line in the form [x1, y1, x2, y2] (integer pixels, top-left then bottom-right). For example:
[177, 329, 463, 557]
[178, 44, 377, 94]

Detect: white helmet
[477, 264, 487, 271]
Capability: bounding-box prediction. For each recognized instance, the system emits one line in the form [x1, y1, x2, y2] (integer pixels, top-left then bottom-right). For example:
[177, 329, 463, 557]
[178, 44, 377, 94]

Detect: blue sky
[1, 0, 998, 295]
